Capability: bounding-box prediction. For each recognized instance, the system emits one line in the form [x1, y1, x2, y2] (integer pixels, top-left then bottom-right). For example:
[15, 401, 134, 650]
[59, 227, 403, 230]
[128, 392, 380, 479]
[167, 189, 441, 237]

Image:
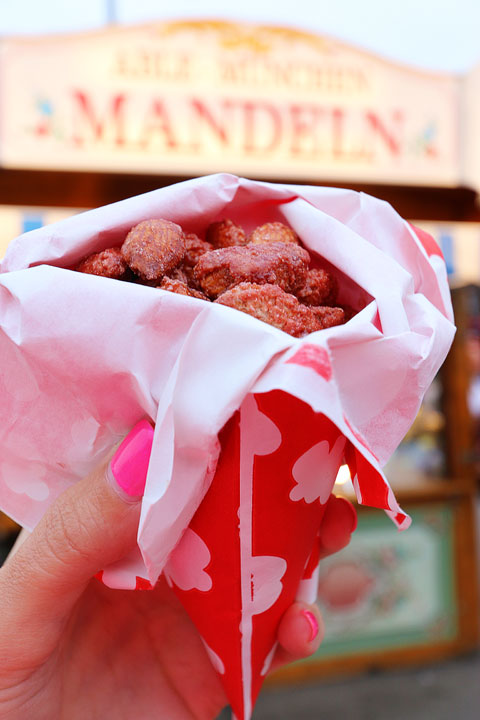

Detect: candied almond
[184, 233, 214, 268]
[296, 268, 338, 306]
[194, 242, 310, 299]
[158, 277, 207, 300]
[168, 266, 190, 284]
[310, 306, 345, 328]
[76, 247, 130, 280]
[215, 282, 323, 337]
[206, 219, 247, 248]
[121, 219, 185, 281]
[249, 222, 299, 246]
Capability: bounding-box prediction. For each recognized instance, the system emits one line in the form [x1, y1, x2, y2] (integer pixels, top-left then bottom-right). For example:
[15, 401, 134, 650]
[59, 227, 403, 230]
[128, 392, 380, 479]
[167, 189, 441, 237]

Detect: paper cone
[0, 175, 455, 716]
[165, 390, 345, 720]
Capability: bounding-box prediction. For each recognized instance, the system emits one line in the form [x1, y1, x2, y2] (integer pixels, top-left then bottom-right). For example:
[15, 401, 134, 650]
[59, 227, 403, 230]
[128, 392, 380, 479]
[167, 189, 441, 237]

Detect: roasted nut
[206, 219, 247, 248]
[249, 222, 299, 245]
[168, 266, 190, 284]
[296, 268, 338, 306]
[310, 306, 345, 328]
[184, 233, 214, 268]
[158, 277, 207, 300]
[194, 242, 310, 298]
[74, 214, 351, 336]
[121, 219, 185, 281]
[215, 282, 324, 337]
[76, 247, 130, 280]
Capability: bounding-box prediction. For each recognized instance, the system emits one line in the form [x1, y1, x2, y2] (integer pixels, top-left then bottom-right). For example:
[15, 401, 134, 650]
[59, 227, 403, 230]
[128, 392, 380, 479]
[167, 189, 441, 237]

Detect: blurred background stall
[1, 1, 480, 717]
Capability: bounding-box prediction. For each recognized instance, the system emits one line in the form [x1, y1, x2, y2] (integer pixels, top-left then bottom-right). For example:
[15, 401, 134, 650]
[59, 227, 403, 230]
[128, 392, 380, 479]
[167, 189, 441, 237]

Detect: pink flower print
[286, 344, 332, 380]
[3, 461, 50, 502]
[164, 528, 212, 592]
[249, 555, 288, 616]
[290, 436, 345, 504]
[242, 393, 282, 457]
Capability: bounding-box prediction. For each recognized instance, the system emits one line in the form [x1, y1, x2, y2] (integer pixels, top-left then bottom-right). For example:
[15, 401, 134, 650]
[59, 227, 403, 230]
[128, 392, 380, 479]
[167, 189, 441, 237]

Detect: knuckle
[37, 495, 99, 573]
[47, 510, 87, 568]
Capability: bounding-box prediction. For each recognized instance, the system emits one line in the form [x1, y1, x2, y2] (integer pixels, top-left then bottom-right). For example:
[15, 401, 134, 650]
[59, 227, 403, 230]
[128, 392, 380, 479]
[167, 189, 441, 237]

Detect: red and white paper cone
[0, 175, 456, 718]
[165, 390, 345, 720]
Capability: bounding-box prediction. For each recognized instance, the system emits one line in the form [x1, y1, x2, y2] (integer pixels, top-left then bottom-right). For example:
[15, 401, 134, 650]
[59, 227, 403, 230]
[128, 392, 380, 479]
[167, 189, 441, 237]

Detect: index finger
[318, 495, 357, 560]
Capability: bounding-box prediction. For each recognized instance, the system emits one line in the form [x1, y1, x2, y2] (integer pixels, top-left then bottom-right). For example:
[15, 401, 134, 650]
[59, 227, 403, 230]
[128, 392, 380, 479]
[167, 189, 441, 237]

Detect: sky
[0, 0, 479, 74]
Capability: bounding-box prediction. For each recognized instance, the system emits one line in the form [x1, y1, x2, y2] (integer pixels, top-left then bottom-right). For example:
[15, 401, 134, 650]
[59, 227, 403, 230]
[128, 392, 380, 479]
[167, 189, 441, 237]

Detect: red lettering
[72, 91, 126, 146]
[289, 104, 323, 157]
[138, 99, 178, 150]
[242, 101, 282, 154]
[189, 99, 230, 148]
[365, 111, 403, 155]
[332, 107, 346, 158]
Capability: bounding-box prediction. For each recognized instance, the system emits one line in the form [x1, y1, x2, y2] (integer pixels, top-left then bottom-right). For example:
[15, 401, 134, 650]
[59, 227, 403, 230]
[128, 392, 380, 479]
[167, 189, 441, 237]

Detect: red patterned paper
[167, 391, 345, 719]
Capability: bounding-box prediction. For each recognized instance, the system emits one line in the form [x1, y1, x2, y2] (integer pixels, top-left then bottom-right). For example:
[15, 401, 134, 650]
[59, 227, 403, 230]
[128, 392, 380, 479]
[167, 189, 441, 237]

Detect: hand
[0, 422, 356, 720]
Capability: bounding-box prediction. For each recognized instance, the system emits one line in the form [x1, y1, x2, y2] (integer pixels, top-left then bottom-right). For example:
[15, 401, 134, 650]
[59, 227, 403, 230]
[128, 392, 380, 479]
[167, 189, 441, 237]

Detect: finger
[0, 420, 154, 653]
[318, 495, 357, 560]
[270, 497, 356, 674]
[270, 602, 324, 673]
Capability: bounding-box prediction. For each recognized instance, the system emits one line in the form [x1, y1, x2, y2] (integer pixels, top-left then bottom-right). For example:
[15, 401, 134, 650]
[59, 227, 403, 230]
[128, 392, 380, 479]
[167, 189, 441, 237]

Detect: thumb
[0, 419, 154, 648]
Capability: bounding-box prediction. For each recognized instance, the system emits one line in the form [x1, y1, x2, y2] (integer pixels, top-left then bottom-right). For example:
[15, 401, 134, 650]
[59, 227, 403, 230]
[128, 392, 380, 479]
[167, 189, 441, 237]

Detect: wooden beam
[0, 167, 478, 222]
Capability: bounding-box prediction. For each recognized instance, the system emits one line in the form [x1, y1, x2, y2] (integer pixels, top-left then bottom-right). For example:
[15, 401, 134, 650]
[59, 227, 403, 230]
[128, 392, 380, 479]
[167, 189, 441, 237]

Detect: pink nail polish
[302, 610, 319, 642]
[109, 420, 154, 498]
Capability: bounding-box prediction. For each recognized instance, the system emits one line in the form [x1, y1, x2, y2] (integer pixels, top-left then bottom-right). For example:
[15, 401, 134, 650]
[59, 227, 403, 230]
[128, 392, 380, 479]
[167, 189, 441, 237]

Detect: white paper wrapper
[0, 173, 454, 588]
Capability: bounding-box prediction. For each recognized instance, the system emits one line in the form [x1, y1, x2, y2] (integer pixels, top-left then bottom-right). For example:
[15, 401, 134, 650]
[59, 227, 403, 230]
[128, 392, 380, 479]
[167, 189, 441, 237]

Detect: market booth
[0, 20, 479, 679]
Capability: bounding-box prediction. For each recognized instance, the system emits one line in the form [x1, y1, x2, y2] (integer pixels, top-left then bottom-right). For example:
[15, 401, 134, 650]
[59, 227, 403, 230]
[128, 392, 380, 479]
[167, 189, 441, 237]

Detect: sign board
[462, 63, 480, 193]
[0, 21, 461, 186]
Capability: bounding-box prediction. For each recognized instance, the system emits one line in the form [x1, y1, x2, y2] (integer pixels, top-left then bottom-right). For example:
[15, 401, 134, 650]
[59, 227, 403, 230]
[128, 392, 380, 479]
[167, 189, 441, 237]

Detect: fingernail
[302, 610, 319, 642]
[109, 420, 154, 499]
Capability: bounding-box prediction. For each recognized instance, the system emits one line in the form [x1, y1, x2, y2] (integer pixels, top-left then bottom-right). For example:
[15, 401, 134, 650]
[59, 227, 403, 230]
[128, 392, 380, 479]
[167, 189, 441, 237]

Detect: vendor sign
[0, 21, 460, 186]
